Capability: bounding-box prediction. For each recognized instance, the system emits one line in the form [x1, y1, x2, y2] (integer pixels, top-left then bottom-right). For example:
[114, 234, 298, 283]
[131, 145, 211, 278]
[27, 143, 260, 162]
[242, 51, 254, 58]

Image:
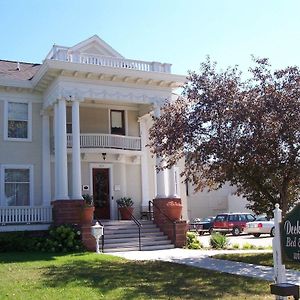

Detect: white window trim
[4, 100, 32, 142]
[0, 164, 34, 206]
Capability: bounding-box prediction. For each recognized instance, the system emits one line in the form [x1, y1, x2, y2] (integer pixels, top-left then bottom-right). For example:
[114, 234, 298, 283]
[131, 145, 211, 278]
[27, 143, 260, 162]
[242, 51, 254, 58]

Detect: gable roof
[69, 35, 124, 58]
[0, 60, 40, 81]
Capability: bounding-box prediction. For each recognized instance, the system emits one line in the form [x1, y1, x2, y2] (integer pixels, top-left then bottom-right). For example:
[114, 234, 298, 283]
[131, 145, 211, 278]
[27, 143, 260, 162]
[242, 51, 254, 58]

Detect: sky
[1, 0, 300, 77]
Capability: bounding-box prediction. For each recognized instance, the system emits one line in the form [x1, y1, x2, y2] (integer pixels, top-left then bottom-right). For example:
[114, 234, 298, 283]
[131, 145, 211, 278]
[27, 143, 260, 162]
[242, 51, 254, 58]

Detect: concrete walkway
[109, 248, 300, 284]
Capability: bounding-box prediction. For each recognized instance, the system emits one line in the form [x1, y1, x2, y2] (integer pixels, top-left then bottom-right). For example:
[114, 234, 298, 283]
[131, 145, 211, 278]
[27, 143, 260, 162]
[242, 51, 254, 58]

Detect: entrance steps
[100, 220, 175, 252]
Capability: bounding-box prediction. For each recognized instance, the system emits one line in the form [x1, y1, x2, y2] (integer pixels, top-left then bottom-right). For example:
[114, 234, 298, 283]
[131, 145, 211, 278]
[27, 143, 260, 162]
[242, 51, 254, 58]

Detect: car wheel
[198, 231, 204, 236]
[208, 227, 213, 235]
[232, 227, 241, 236]
[253, 233, 261, 238]
[270, 227, 275, 237]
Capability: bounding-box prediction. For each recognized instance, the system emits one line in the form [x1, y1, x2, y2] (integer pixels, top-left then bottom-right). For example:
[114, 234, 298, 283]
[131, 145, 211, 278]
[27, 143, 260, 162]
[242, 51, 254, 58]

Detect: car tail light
[258, 223, 263, 228]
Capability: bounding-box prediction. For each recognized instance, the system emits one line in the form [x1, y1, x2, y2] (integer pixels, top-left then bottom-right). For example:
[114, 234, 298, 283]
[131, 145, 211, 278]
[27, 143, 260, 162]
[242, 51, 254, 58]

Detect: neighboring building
[0, 35, 186, 232]
[187, 183, 253, 220]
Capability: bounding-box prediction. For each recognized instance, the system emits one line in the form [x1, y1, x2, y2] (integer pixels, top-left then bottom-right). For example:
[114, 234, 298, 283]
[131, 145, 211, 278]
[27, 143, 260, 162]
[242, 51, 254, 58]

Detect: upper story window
[4, 101, 32, 141]
[3, 167, 32, 206]
[111, 110, 125, 135]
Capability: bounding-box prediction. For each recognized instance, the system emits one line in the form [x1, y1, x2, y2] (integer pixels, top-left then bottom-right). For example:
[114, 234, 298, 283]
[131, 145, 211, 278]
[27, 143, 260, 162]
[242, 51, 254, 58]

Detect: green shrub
[242, 243, 256, 250]
[186, 232, 202, 249]
[210, 233, 228, 249]
[0, 224, 83, 253]
[35, 224, 83, 253]
[232, 243, 240, 249]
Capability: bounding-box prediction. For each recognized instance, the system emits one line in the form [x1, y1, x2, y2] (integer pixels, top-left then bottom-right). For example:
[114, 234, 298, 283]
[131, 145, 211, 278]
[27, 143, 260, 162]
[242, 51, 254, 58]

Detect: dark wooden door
[93, 168, 110, 219]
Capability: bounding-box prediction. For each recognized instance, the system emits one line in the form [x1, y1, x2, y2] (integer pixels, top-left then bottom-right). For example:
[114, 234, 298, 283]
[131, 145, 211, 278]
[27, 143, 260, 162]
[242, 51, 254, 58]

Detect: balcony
[66, 134, 141, 151]
[47, 46, 171, 73]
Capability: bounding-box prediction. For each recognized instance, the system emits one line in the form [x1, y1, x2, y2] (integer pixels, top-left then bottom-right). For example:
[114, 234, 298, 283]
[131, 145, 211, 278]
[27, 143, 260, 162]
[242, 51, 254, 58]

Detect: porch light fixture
[102, 153, 107, 160]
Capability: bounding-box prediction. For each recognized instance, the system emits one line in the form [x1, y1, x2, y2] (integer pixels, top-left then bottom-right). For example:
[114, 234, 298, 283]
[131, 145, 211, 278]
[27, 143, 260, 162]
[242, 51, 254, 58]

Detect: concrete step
[101, 220, 174, 252]
[105, 244, 175, 253]
[104, 236, 169, 245]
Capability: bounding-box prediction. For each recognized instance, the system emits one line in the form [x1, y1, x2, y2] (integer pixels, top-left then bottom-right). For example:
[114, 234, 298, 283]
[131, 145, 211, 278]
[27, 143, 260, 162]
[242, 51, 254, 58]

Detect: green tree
[149, 57, 300, 217]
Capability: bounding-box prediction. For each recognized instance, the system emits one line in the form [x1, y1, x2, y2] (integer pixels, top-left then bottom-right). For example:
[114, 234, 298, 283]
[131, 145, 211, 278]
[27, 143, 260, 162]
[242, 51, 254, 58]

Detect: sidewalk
[109, 248, 300, 284]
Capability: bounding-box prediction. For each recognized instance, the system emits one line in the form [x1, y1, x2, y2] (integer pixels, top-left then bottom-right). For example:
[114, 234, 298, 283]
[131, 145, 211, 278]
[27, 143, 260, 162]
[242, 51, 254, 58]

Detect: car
[212, 212, 256, 236]
[244, 215, 275, 237]
[188, 217, 215, 235]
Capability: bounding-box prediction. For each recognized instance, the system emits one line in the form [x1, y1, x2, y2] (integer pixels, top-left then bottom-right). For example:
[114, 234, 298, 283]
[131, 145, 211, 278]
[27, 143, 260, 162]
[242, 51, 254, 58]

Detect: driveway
[198, 233, 273, 248]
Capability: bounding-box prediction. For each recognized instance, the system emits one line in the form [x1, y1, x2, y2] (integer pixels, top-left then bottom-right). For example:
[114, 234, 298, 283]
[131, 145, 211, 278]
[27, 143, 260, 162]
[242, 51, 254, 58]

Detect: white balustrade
[67, 134, 141, 151]
[47, 47, 171, 73]
[0, 206, 52, 224]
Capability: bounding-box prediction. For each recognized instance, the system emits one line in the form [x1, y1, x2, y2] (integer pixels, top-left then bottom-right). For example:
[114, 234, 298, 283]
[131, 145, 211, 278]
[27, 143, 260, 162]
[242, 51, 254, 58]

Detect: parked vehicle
[189, 217, 215, 235]
[212, 213, 256, 236]
[244, 215, 275, 237]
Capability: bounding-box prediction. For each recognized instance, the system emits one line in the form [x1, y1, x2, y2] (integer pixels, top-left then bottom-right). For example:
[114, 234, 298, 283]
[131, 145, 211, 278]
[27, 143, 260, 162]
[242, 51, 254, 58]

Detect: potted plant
[165, 200, 182, 221]
[81, 194, 95, 224]
[116, 197, 134, 220]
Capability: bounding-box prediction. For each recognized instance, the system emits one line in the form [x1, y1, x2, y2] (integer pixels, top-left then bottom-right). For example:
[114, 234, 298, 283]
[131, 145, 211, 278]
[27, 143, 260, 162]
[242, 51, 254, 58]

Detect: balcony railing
[0, 206, 52, 225]
[67, 133, 141, 151]
[47, 46, 171, 73]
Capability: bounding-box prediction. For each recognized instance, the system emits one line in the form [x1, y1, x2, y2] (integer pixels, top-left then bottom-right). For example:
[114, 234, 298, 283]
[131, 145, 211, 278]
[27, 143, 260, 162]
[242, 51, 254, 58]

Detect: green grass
[0, 252, 274, 300]
[214, 252, 300, 271]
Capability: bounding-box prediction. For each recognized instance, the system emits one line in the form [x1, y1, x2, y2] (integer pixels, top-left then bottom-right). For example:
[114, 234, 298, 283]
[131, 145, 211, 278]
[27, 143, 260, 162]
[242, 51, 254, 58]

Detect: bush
[242, 243, 256, 250]
[210, 233, 228, 249]
[0, 232, 40, 252]
[186, 232, 202, 249]
[35, 224, 83, 253]
[0, 224, 83, 253]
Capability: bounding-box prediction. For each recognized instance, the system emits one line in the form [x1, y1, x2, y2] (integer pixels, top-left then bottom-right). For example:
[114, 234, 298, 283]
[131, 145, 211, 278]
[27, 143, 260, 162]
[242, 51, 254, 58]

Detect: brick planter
[153, 198, 187, 248]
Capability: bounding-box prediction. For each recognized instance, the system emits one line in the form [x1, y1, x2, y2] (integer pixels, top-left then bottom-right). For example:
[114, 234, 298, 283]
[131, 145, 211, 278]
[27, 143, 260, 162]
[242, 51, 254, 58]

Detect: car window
[246, 214, 255, 221]
[229, 215, 238, 221]
[239, 214, 247, 221]
[215, 215, 227, 222]
[255, 215, 267, 221]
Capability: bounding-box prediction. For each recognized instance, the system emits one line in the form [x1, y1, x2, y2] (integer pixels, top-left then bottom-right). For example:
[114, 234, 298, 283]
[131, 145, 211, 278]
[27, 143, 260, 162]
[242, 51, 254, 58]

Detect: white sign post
[272, 204, 287, 299]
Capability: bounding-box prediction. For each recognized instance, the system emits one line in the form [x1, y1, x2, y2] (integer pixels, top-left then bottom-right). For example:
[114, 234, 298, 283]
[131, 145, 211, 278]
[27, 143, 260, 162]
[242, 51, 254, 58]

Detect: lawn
[0, 252, 274, 300]
[214, 252, 300, 271]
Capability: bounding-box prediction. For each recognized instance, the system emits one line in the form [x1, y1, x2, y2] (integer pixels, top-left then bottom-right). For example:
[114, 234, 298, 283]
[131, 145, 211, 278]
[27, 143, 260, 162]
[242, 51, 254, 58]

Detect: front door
[93, 168, 110, 219]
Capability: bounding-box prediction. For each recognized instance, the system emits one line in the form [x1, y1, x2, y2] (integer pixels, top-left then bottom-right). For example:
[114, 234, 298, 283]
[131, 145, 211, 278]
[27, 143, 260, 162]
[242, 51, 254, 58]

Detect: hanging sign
[281, 204, 300, 262]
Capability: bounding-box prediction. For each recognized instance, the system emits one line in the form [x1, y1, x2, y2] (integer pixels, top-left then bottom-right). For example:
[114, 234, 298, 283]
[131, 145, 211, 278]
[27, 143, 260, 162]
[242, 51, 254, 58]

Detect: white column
[139, 116, 150, 207]
[42, 111, 51, 205]
[54, 103, 59, 198]
[72, 100, 82, 199]
[168, 167, 178, 198]
[153, 103, 168, 198]
[156, 158, 168, 198]
[55, 99, 69, 199]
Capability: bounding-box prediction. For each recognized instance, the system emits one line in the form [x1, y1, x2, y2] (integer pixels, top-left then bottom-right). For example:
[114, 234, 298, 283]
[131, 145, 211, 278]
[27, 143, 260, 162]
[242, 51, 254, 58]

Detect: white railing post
[273, 203, 286, 287]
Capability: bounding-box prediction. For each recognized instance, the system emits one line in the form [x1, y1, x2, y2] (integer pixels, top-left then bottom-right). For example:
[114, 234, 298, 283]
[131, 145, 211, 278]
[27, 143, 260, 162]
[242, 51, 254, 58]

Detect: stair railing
[148, 200, 177, 246]
[117, 205, 143, 251]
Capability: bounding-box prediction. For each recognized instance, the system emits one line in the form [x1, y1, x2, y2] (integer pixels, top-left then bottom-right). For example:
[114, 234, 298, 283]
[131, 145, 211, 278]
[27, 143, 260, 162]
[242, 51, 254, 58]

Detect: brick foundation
[52, 199, 85, 226]
[153, 198, 187, 248]
[52, 199, 97, 251]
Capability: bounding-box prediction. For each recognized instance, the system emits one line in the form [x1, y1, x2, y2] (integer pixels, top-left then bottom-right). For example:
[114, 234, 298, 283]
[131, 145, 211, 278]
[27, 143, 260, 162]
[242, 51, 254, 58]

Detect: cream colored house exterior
[0, 35, 252, 232]
[0, 36, 189, 231]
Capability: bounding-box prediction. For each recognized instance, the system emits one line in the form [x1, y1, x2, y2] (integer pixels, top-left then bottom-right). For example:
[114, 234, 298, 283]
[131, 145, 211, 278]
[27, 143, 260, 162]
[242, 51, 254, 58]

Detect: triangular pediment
[69, 35, 124, 58]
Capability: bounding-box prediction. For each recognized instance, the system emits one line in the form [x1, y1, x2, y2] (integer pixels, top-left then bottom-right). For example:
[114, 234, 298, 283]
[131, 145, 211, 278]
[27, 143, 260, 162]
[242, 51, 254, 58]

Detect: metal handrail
[149, 200, 177, 245]
[117, 205, 143, 251]
[96, 219, 104, 253]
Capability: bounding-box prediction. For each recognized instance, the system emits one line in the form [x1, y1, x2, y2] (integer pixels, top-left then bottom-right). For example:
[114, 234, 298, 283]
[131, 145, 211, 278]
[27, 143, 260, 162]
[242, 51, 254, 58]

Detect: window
[110, 110, 125, 135]
[5, 101, 32, 141]
[4, 168, 31, 206]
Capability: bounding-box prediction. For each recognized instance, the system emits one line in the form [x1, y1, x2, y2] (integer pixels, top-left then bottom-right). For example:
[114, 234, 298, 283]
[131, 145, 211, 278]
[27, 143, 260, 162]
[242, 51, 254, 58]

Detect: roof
[0, 60, 41, 81]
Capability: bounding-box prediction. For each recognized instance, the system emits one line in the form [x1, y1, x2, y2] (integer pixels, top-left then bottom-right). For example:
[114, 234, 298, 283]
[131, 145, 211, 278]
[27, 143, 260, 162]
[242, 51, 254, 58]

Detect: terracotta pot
[119, 207, 134, 220]
[81, 206, 95, 224]
[165, 205, 182, 221]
